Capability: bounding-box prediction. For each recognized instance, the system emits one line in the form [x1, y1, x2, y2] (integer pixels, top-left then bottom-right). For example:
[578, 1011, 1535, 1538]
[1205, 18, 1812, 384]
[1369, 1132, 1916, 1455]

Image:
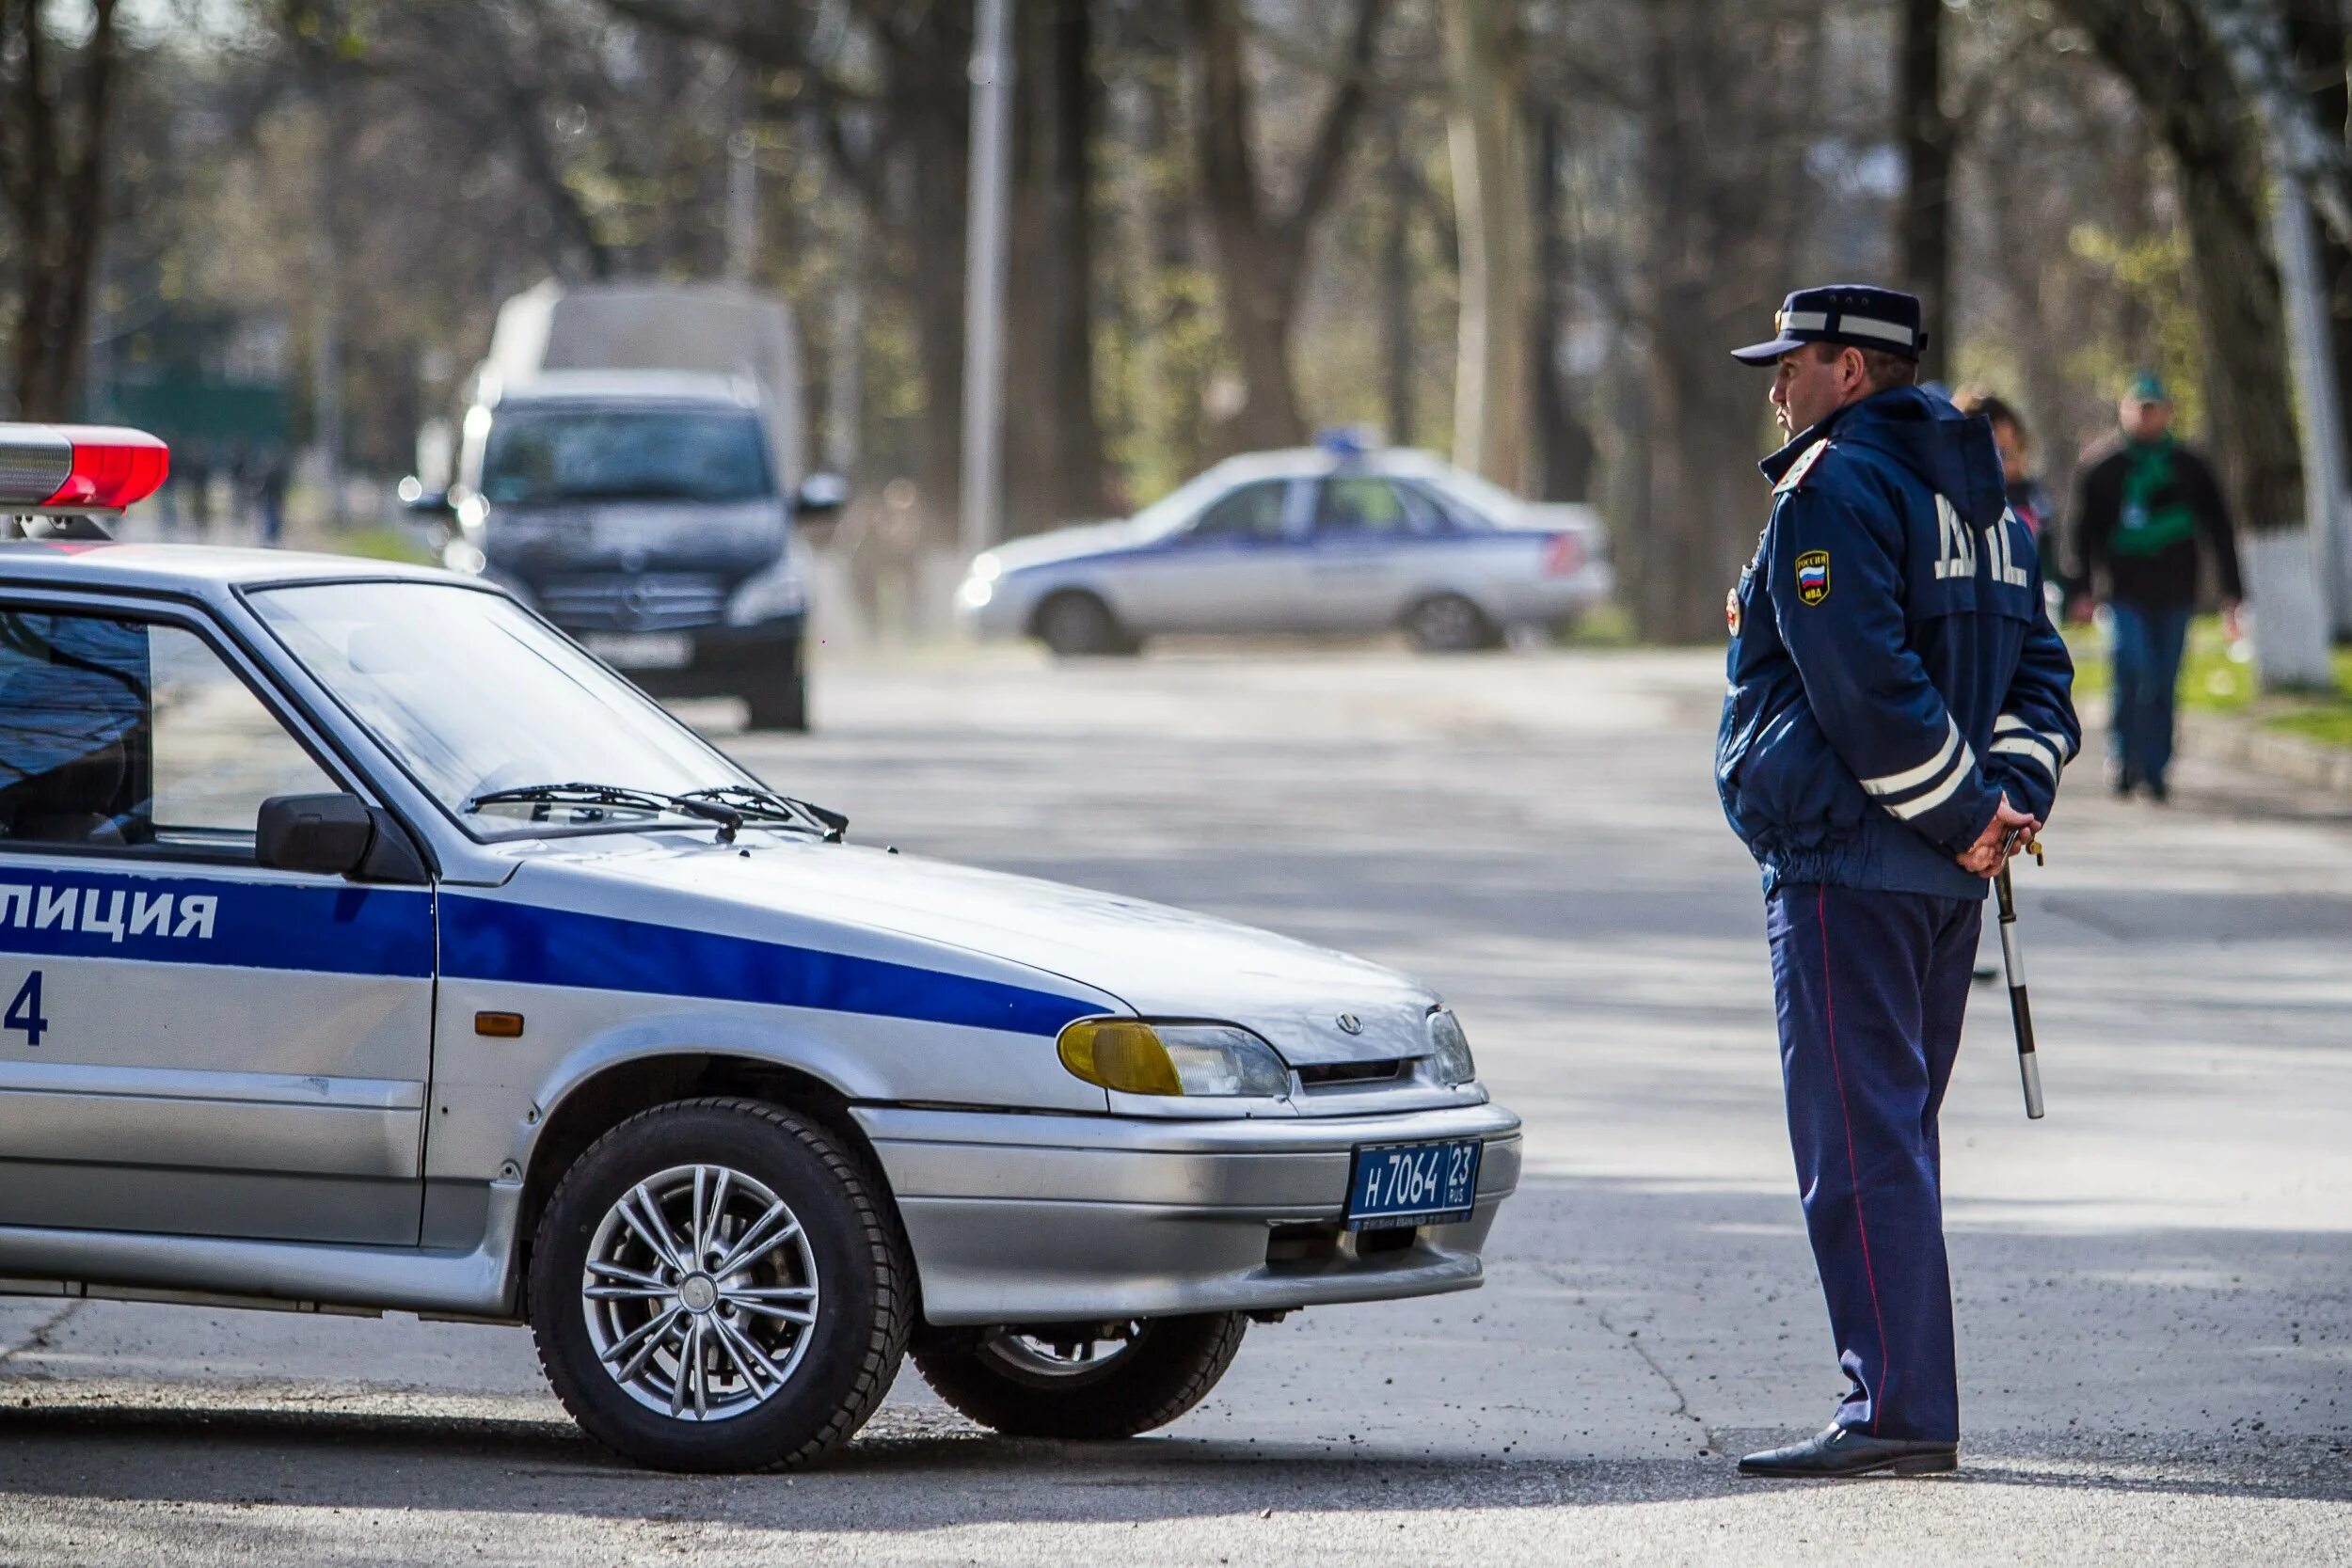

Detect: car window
[479, 406, 774, 507]
[1397, 480, 1485, 531]
[1313, 478, 1434, 537]
[1185, 481, 1290, 544]
[0, 610, 338, 857]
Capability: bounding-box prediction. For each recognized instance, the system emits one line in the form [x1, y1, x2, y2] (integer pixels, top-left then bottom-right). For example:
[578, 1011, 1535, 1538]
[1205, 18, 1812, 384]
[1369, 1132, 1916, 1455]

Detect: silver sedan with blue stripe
[0, 523, 1519, 1471]
[957, 444, 1615, 655]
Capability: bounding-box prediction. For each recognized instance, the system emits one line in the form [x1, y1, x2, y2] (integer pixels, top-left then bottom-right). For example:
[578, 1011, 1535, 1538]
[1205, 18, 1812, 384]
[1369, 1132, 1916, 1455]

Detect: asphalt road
[1, 645, 2345, 1564]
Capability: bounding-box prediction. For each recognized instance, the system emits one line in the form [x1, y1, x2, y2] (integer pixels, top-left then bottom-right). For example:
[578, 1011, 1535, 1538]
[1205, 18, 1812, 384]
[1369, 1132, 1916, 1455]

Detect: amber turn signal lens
[1057, 1019, 1184, 1095]
[474, 1011, 525, 1038]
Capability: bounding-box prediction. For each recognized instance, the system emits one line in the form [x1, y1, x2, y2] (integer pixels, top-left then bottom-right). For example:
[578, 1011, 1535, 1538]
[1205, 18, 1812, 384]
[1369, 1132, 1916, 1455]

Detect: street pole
[725, 87, 757, 285]
[960, 0, 1015, 562]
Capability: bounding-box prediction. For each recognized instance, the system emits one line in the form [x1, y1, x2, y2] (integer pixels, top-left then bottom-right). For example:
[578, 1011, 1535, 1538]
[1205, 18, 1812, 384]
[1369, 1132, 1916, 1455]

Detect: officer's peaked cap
[1731, 284, 1927, 365]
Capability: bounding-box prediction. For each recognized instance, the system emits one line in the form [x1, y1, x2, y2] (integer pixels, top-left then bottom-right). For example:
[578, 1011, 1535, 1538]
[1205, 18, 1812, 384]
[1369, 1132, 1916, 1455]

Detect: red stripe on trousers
[1818, 884, 1892, 1434]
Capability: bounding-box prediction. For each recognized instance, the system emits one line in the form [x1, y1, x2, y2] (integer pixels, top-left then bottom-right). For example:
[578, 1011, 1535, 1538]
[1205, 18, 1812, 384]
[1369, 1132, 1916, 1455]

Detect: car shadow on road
[0, 1398, 2343, 1529]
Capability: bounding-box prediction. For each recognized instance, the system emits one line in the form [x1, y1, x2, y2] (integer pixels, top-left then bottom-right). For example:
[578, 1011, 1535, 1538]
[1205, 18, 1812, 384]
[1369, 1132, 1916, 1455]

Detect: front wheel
[913, 1314, 1246, 1438]
[527, 1098, 911, 1472]
[1034, 592, 1138, 658]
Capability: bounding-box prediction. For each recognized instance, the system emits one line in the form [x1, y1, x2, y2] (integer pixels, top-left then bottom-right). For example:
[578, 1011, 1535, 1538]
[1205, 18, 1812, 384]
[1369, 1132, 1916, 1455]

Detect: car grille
[1293, 1058, 1414, 1089]
[535, 573, 728, 632]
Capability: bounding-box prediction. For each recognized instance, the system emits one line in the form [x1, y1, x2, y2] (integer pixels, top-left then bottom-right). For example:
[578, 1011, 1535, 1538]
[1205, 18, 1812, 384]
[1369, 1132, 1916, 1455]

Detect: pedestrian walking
[1717, 285, 2081, 1478]
[2067, 372, 2243, 801]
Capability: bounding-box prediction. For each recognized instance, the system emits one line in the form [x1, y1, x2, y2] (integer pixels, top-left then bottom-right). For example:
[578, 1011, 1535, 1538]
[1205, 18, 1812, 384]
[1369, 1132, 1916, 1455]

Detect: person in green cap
[2067, 372, 2242, 801]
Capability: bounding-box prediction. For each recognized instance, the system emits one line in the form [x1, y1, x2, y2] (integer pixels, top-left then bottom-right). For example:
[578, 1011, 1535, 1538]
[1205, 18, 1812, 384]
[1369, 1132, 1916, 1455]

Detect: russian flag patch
[1794, 550, 1831, 605]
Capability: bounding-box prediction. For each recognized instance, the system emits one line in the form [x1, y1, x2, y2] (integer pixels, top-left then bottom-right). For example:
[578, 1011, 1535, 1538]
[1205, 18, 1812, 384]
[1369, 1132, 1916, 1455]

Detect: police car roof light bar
[0, 423, 170, 516]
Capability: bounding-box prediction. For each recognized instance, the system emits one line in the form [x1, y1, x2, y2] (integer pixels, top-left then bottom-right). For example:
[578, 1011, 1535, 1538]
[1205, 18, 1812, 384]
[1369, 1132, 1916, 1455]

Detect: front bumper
[852, 1100, 1522, 1325]
[590, 614, 803, 700]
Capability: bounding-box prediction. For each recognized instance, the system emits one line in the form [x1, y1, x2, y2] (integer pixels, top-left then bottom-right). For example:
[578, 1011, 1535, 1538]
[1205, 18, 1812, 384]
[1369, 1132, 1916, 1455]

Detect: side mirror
[794, 472, 849, 517]
[256, 793, 375, 877]
[397, 476, 453, 516]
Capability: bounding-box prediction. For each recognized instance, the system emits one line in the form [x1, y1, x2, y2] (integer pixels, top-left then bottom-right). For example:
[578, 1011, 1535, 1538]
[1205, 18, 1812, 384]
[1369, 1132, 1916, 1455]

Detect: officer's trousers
[1765, 881, 1979, 1442]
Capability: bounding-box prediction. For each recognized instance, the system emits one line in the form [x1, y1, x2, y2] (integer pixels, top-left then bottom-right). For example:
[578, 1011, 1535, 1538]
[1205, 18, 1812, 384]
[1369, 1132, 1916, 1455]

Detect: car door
[1110, 478, 1305, 634]
[1299, 476, 1446, 630]
[0, 597, 434, 1247]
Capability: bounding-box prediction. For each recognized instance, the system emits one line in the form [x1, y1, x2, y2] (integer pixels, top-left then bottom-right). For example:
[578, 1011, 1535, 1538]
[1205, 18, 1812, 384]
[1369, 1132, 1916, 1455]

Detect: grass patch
[2062, 614, 2352, 750]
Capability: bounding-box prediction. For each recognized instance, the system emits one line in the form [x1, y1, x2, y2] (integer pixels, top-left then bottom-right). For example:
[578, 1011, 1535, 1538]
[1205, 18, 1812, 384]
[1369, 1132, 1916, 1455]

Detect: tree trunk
[0, 0, 121, 420]
[1182, 0, 1385, 455]
[1897, 0, 1953, 376]
[1004, 0, 1110, 534]
[1381, 104, 1415, 449]
[1528, 96, 1595, 502]
[1634, 0, 1797, 644]
[1444, 0, 1532, 490]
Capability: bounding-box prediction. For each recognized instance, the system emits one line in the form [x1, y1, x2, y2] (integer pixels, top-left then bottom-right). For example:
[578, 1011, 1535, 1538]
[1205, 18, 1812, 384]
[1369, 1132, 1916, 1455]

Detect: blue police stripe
[0, 866, 433, 976]
[440, 895, 1097, 1037]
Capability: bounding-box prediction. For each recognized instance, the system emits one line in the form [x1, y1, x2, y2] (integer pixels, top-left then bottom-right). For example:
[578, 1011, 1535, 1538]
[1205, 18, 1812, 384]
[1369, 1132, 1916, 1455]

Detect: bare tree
[1182, 0, 1385, 452]
[0, 0, 123, 419]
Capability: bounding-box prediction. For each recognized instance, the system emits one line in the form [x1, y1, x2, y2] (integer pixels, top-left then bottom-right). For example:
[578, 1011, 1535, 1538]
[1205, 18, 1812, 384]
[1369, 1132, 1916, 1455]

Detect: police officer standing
[1716, 286, 2080, 1478]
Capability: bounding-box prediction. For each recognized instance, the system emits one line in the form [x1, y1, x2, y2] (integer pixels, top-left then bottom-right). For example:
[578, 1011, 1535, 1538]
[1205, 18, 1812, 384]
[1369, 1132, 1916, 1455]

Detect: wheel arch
[1022, 578, 1125, 640]
[515, 1046, 905, 1312]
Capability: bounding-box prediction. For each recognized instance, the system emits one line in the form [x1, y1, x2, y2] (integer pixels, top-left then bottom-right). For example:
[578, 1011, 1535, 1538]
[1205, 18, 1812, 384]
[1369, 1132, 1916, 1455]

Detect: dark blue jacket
[1717, 386, 2081, 900]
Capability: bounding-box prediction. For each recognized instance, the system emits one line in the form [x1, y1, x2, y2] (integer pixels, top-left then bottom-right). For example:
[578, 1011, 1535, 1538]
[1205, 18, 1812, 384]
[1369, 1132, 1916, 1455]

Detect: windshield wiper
[679, 785, 848, 842]
[464, 782, 745, 841]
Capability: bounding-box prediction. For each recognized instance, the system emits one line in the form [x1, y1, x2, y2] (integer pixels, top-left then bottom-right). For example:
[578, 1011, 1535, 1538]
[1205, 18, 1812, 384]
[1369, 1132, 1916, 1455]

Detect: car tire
[1403, 593, 1499, 653]
[912, 1314, 1247, 1439]
[743, 670, 808, 732]
[1034, 591, 1137, 658]
[527, 1097, 911, 1473]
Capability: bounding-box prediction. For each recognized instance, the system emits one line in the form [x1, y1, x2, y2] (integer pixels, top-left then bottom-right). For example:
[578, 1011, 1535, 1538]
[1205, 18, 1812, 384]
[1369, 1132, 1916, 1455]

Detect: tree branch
[1279, 0, 1387, 255]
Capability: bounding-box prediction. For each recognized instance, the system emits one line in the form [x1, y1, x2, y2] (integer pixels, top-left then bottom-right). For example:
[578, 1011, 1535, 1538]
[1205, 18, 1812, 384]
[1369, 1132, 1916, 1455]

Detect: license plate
[583, 632, 692, 670]
[1344, 1138, 1482, 1230]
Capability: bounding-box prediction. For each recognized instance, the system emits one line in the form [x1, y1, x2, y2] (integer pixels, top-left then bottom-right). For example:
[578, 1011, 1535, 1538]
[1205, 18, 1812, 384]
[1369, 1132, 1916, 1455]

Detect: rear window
[479, 405, 773, 507]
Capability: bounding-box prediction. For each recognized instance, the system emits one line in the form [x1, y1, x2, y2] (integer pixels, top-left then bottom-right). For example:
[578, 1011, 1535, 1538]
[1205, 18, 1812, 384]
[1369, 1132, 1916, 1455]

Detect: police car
[0, 425, 1521, 1472]
[955, 438, 1614, 655]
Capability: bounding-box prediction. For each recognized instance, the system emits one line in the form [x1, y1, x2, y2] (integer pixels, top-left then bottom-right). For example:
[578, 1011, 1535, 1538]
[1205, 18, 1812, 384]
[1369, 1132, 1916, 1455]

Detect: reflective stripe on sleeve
[1884, 740, 1978, 818]
[1991, 733, 2060, 781]
[1860, 717, 1963, 799]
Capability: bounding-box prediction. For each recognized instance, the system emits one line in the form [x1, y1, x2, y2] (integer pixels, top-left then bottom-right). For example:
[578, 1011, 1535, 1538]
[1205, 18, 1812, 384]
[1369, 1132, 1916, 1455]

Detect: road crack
[1592, 1302, 1719, 1457]
[0, 1298, 84, 1367]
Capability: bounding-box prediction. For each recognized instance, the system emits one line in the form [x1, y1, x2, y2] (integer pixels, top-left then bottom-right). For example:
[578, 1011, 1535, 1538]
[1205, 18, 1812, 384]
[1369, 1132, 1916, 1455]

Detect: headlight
[1427, 1008, 1476, 1086]
[1057, 1019, 1291, 1098]
[970, 552, 1003, 583]
[725, 559, 807, 626]
[956, 576, 994, 610]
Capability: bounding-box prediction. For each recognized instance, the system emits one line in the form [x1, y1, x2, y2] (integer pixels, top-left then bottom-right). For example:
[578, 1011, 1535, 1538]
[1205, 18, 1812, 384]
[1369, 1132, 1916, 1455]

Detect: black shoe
[1972, 961, 2000, 983]
[2145, 776, 2169, 804]
[1738, 1425, 1958, 1479]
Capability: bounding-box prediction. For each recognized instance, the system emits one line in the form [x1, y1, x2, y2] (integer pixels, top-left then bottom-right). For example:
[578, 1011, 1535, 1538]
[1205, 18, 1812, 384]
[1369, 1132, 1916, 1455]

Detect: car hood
[525, 834, 1440, 1067]
[983, 518, 1161, 575]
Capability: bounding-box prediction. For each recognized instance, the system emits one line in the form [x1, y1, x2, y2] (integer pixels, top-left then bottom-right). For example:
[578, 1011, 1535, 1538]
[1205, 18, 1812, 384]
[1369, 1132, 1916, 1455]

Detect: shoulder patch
[1794, 549, 1831, 605]
[1772, 438, 1831, 496]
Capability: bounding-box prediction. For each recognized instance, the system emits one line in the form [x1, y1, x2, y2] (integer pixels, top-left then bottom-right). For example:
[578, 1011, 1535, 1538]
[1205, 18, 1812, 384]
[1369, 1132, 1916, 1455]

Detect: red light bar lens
[39, 426, 169, 510]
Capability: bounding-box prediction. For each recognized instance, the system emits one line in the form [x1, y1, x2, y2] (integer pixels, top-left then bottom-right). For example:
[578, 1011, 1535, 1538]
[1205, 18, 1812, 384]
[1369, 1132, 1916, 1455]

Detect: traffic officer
[1716, 285, 2080, 1478]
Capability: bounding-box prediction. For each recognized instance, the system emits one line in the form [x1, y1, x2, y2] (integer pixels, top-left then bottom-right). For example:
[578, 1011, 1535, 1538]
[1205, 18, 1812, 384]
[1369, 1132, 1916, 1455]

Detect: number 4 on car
[0, 425, 1520, 1473]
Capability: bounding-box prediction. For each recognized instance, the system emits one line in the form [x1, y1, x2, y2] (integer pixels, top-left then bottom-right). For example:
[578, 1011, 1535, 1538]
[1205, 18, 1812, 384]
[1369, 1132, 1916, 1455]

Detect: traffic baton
[1993, 835, 2044, 1119]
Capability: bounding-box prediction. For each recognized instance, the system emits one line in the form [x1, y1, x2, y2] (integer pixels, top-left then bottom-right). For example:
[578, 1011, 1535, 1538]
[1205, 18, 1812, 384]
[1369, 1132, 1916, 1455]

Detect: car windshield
[248, 580, 762, 838]
[478, 404, 773, 506]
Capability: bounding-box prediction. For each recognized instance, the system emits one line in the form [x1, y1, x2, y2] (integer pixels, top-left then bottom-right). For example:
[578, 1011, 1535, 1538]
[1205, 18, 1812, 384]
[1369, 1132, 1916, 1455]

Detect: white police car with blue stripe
[956, 436, 1613, 655]
[0, 424, 1521, 1471]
